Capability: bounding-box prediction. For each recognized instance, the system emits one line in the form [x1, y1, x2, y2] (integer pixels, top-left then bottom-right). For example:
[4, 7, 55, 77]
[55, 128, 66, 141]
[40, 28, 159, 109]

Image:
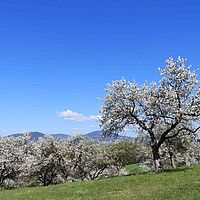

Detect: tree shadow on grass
[126, 165, 193, 176]
[161, 166, 192, 174]
[99, 165, 194, 181]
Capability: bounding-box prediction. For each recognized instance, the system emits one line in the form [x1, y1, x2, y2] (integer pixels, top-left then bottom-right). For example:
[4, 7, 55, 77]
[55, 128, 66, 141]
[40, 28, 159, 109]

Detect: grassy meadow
[1, 165, 200, 200]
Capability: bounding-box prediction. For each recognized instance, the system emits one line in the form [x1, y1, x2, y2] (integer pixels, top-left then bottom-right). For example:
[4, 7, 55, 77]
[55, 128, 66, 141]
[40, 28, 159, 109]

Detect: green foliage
[107, 140, 139, 171]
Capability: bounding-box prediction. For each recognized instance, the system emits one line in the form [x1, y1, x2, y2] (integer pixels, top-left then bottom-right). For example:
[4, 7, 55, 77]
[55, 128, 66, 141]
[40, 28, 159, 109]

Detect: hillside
[1, 165, 200, 200]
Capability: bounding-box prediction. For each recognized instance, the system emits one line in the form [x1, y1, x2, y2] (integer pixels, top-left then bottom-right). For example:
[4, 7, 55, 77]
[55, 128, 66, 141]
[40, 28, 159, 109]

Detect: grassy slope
[1, 165, 200, 200]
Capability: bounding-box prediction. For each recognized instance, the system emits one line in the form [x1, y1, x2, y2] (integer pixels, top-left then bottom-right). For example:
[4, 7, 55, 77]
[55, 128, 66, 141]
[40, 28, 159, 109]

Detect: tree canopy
[100, 57, 200, 171]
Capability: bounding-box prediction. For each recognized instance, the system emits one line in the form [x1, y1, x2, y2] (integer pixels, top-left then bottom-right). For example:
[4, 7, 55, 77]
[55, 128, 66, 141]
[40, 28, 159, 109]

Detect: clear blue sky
[0, 0, 200, 135]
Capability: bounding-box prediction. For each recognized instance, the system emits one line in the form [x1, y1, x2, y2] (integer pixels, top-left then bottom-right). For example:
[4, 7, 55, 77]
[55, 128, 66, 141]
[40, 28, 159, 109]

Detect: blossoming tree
[100, 57, 200, 172]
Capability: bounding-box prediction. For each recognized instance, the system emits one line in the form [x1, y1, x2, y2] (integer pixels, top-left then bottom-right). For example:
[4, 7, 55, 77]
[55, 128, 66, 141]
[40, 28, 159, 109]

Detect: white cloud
[59, 109, 100, 122]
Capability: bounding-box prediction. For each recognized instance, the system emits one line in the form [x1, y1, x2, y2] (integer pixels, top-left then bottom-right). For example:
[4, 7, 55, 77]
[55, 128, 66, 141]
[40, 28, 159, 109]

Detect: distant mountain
[8, 132, 70, 140]
[84, 130, 133, 141]
[8, 132, 45, 140]
[7, 130, 132, 141]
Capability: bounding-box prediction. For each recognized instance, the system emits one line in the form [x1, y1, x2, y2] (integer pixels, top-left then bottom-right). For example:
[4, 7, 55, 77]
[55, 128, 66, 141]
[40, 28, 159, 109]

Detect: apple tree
[100, 57, 200, 172]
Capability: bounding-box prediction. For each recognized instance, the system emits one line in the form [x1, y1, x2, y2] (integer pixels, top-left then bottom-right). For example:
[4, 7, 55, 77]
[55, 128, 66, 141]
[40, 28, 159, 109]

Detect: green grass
[1, 165, 200, 200]
[124, 163, 149, 175]
[124, 163, 140, 173]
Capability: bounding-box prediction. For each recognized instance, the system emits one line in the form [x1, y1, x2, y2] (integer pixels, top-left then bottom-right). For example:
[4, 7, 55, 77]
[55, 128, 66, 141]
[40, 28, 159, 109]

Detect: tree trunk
[169, 152, 176, 168]
[152, 147, 160, 172]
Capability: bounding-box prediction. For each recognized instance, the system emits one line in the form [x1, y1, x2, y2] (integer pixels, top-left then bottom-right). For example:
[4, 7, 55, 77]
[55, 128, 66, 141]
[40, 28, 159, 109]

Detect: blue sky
[0, 0, 200, 135]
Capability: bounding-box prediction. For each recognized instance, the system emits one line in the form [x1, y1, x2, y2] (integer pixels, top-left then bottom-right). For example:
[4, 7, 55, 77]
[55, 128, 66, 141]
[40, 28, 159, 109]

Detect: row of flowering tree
[0, 134, 140, 188]
[0, 132, 200, 189]
[100, 57, 200, 172]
